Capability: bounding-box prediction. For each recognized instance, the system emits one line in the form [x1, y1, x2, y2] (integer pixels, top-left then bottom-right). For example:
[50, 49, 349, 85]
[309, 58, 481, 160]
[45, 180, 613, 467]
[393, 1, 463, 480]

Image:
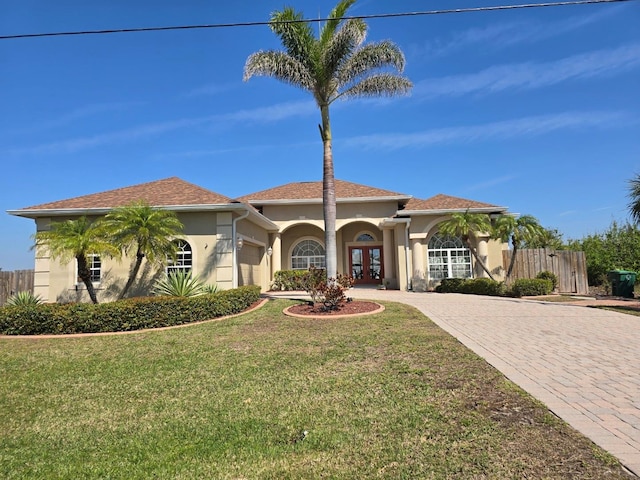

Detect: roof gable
[20, 177, 234, 211]
[239, 179, 411, 203]
[404, 194, 505, 212]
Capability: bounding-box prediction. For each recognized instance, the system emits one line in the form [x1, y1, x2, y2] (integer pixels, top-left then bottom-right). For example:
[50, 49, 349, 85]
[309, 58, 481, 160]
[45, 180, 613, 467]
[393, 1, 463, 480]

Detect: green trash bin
[607, 270, 637, 298]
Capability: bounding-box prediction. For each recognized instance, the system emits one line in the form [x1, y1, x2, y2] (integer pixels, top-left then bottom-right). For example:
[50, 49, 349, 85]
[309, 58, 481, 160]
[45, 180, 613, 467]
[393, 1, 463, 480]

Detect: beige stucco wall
[32, 210, 254, 303]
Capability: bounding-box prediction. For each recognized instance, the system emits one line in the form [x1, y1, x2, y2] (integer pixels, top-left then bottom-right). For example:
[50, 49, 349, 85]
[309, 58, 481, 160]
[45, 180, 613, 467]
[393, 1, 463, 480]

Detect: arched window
[291, 239, 325, 270]
[356, 233, 375, 242]
[427, 234, 472, 281]
[167, 240, 192, 275]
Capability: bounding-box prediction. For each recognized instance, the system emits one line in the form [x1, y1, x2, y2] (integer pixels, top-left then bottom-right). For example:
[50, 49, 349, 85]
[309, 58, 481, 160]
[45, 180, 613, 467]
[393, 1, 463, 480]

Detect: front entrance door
[349, 246, 383, 284]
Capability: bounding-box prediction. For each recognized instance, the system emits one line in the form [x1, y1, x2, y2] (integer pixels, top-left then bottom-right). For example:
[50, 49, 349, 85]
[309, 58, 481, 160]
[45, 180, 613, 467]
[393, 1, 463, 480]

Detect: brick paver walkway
[346, 290, 640, 477]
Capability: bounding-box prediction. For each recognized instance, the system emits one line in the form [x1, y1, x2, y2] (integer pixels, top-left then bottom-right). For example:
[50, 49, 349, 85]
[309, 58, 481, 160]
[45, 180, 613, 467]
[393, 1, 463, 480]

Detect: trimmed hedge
[271, 270, 312, 291]
[509, 279, 553, 298]
[0, 285, 261, 336]
[435, 278, 505, 296]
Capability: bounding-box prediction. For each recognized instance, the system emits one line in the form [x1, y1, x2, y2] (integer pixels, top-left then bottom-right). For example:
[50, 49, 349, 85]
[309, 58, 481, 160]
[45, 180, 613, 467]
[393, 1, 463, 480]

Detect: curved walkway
[346, 289, 640, 477]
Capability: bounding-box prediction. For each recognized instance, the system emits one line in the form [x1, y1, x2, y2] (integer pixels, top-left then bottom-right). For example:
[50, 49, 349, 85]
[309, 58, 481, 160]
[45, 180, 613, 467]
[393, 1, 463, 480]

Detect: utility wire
[0, 0, 635, 40]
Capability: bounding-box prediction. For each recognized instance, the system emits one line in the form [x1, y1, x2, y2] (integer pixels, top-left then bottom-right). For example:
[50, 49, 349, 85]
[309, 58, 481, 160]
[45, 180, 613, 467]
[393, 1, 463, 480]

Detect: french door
[349, 246, 383, 285]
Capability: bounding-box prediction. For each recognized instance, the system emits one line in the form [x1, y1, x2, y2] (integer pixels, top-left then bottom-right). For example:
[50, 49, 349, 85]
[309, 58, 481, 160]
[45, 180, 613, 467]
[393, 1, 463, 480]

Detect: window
[356, 233, 375, 242]
[167, 240, 192, 275]
[77, 254, 101, 284]
[291, 239, 325, 270]
[427, 234, 472, 281]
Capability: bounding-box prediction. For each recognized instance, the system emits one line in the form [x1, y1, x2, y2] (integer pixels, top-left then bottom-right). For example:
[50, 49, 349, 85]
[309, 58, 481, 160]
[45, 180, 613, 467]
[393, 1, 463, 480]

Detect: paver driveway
[349, 289, 640, 477]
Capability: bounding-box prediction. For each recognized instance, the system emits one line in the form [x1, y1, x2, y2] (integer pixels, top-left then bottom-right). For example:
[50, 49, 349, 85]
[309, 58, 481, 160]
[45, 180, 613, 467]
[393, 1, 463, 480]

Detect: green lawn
[0, 299, 631, 479]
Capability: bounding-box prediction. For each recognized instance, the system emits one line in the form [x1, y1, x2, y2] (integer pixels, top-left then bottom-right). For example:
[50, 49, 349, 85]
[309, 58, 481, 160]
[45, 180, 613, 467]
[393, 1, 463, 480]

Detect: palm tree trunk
[118, 250, 144, 300]
[506, 235, 518, 279]
[77, 255, 99, 304]
[320, 104, 337, 281]
[465, 240, 496, 281]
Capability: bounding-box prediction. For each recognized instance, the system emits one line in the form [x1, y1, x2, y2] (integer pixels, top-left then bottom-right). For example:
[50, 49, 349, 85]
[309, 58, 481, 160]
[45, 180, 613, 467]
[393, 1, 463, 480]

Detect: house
[8, 177, 508, 303]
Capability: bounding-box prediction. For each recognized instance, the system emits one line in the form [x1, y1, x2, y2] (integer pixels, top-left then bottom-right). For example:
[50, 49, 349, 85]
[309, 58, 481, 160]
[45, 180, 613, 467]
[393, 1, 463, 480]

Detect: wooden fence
[0, 270, 35, 305]
[502, 248, 588, 295]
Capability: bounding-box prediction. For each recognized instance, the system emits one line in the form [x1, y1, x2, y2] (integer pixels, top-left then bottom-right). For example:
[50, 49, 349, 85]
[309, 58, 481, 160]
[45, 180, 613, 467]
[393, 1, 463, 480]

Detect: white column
[412, 238, 426, 291]
[476, 236, 489, 278]
[271, 233, 282, 275]
[382, 228, 394, 287]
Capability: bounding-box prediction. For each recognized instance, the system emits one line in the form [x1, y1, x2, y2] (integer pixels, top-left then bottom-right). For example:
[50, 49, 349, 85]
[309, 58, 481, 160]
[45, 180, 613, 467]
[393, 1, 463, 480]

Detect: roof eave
[7, 203, 279, 231]
[246, 195, 412, 205]
[399, 206, 508, 216]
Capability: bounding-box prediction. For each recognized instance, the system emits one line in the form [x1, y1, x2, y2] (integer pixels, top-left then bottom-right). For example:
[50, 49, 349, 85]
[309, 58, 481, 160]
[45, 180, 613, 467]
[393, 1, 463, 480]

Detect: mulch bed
[286, 300, 381, 317]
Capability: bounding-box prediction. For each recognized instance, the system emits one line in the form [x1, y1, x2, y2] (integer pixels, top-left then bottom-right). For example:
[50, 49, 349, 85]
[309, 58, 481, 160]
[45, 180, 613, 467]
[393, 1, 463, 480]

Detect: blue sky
[1, 0, 639, 270]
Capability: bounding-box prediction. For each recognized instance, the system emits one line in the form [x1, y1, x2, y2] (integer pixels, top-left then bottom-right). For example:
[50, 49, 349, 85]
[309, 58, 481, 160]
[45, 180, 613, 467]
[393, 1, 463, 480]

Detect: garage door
[238, 244, 261, 286]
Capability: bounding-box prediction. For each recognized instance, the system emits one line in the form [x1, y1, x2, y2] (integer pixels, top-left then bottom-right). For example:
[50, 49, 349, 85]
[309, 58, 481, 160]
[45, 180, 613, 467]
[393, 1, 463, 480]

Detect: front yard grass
[0, 299, 632, 479]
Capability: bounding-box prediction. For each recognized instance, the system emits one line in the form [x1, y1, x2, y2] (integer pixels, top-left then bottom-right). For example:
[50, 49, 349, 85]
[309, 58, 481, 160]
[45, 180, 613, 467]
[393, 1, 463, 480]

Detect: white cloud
[181, 82, 235, 98]
[344, 111, 632, 150]
[414, 43, 640, 99]
[466, 174, 519, 192]
[4, 100, 317, 156]
[5, 102, 140, 136]
[413, 5, 624, 58]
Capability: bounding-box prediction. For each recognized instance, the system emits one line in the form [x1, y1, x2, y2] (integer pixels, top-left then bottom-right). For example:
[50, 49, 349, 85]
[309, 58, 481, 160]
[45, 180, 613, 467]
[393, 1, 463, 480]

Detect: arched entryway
[344, 229, 383, 285]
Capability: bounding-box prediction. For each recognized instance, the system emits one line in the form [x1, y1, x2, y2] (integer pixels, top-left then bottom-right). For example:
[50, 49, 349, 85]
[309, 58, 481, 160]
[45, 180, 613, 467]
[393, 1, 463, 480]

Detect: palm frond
[6, 291, 43, 306]
[339, 73, 412, 100]
[628, 175, 640, 224]
[320, 0, 357, 47]
[153, 271, 205, 297]
[321, 18, 367, 85]
[269, 8, 317, 69]
[336, 41, 406, 87]
[244, 51, 314, 91]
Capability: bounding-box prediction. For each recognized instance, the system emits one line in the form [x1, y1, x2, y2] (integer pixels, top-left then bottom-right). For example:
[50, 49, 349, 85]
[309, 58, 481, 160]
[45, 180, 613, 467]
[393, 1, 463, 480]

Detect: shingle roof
[404, 194, 505, 212]
[20, 177, 235, 211]
[239, 179, 411, 203]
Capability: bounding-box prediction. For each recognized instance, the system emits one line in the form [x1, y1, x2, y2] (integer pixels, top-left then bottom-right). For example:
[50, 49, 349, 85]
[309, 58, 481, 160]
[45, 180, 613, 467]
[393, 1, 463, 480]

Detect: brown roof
[239, 179, 410, 203]
[21, 177, 234, 211]
[404, 194, 504, 212]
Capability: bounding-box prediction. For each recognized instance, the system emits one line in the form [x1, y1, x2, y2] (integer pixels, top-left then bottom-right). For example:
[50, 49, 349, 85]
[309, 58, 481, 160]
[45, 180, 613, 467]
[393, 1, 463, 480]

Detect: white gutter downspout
[405, 221, 412, 291]
[232, 209, 250, 288]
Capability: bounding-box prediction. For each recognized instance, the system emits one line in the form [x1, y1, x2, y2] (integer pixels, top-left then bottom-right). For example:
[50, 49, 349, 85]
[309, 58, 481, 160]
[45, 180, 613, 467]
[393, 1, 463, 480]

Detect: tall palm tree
[244, 0, 412, 279]
[628, 174, 640, 224]
[32, 217, 119, 304]
[437, 211, 496, 280]
[100, 202, 184, 299]
[493, 214, 545, 279]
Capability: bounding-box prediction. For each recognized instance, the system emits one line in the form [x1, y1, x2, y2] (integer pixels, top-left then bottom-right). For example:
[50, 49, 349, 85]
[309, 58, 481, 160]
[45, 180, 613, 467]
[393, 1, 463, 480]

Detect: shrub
[536, 271, 558, 290]
[6, 291, 43, 306]
[435, 278, 468, 293]
[509, 278, 553, 298]
[0, 286, 260, 335]
[459, 278, 506, 296]
[271, 270, 312, 291]
[152, 271, 206, 297]
[435, 278, 505, 296]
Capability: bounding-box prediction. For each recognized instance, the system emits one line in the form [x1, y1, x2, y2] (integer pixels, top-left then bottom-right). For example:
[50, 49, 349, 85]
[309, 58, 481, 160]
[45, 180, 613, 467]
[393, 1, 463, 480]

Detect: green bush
[509, 279, 553, 298]
[536, 271, 558, 290]
[434, 278, 468, 293]
[435, 278, 504, 296]
[0, 286, 260, 335]
[459, 278, 506, 296]
[271, 270, 313, 291]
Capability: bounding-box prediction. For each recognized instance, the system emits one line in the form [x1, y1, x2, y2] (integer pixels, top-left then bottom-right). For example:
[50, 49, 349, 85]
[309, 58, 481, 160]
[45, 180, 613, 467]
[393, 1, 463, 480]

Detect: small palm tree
[152, 271, 206, 297]
[100, 202, 184, 299]
[493, 214, 546, 279]
[6, 291, 43, 306]
[438, 211, 496, 280]
[32, 217, 119, 304]
[244, 0, 411, 279]
[628, 174, 640, 224]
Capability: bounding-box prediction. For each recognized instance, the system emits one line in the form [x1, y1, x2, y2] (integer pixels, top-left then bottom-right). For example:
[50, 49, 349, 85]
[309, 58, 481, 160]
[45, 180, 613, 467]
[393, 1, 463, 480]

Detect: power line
[0, 0, 635, 41]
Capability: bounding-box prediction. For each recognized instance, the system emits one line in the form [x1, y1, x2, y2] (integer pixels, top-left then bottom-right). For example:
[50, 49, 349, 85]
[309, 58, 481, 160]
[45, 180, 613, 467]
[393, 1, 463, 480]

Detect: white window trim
[289, 237, 326, 271]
